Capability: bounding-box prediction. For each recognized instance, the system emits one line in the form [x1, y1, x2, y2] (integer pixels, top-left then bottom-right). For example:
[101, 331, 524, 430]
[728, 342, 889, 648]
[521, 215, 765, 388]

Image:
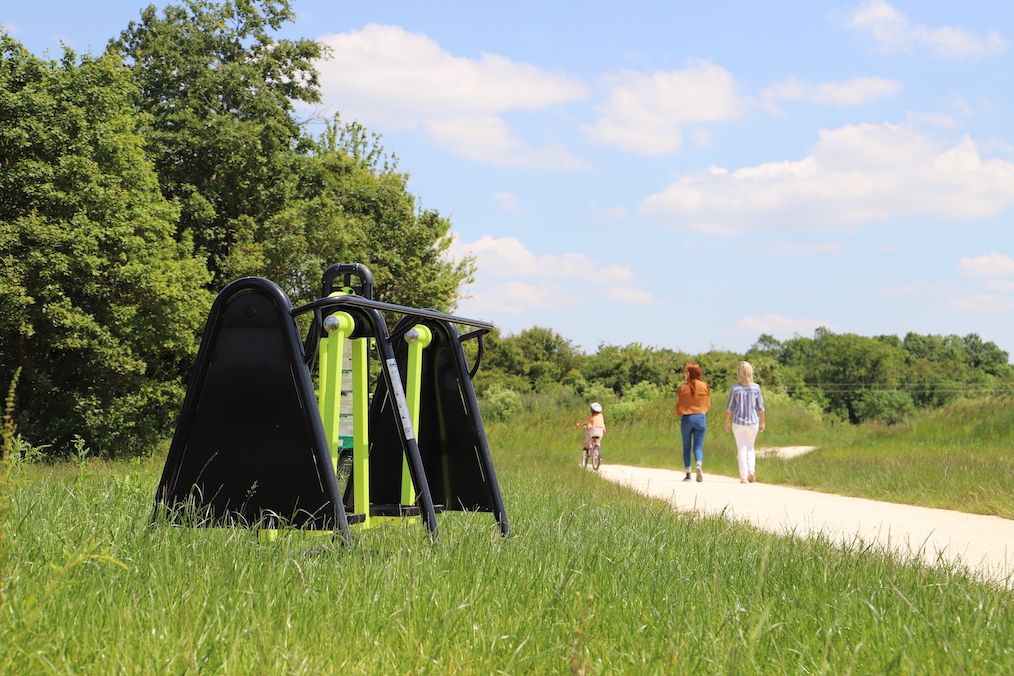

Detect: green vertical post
[351, 337, 372, 524]
[320, 312, 354, 470]
[402, 325, 432, 506]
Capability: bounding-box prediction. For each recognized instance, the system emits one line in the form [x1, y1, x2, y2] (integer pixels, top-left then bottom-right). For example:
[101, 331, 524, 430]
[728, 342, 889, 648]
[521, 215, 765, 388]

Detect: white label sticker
[386, 358, 416, 440]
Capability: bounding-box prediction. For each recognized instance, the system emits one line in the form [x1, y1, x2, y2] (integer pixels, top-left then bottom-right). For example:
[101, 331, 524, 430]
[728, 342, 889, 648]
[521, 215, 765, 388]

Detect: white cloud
[944, 294, 1014, 312]
[761, 76, 902, 107]
[877, 278, 1014, 313]
[495, 192, 521, 214]
[425, 115, 589, 169]
[736, 315, 835, 338]
[450, 235, 635, 282]
[767, 241, 846, 256]
[982, 138, 1014, 157]
[314, 24, 589, 167]
[947, 92, 974, 117]
[463, 281, 585, 315]
[879, 282, 953, 296]
[905, 110, 960, 128]
[958, 252, 1014, 277]
[447, 235, 662, 317]
[583, 60, 745, 155]
[691, 128, 713, 147]
[598, 206, 627, 220]
[985, 280, 1014, 292]
[603, 286, 664, 306]
[639, 123, 1014, 232]
[317, 24, 588, 121]
[846, 0, 1006, 59]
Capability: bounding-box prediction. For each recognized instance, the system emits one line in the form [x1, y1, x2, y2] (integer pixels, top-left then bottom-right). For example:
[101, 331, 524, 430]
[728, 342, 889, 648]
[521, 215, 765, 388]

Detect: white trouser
[732, 423, 759, 480]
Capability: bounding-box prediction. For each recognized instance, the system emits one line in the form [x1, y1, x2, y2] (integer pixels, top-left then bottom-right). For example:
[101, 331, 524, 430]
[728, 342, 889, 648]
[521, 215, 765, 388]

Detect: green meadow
[2, 394, 1013, 674]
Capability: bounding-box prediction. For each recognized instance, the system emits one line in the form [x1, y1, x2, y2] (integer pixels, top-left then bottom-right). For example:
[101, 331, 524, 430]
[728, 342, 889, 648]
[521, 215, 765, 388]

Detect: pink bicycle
[580, 425, 602, 470]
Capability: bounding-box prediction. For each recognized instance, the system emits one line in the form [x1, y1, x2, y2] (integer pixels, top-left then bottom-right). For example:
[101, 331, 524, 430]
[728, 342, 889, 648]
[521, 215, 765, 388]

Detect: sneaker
[740, 480, 748, 484]
[683, 473, 692, 482]
[748, 472, 756, 483]
[695, 465, 703, 482]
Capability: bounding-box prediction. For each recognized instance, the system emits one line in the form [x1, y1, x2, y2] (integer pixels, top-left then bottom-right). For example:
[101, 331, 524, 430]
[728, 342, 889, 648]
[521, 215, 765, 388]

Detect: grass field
[2, 394, 1013, 673]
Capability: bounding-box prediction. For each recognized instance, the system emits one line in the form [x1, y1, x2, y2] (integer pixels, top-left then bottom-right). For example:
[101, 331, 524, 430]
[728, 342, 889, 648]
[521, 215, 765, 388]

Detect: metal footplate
[370, 503, 445, 518]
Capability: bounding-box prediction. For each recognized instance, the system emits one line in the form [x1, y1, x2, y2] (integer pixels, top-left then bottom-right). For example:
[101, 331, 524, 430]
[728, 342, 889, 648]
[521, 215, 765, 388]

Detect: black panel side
[155, 278, 348, 535]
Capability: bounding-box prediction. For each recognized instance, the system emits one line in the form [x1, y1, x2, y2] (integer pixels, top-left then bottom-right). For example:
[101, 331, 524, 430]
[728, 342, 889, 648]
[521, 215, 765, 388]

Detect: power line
[783, 385, 1013, 393]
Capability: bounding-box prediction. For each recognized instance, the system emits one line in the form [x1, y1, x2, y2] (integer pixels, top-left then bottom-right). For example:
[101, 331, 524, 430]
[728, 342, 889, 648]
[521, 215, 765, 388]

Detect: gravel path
[597, 463, 1014, 588]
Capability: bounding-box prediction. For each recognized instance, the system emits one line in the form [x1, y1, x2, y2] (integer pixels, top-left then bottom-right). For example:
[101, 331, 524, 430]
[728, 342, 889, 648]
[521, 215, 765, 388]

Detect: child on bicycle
[576, 402, 606, 458]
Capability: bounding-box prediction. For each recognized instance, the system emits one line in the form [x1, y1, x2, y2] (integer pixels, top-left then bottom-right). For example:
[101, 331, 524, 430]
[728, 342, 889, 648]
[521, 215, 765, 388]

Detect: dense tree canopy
[766, 329, 1013, 423]
[108, 0, 324, 287]
[295, 121, 470, 309]
[0, 37, 211, 454]
[107, 0, 471, 308]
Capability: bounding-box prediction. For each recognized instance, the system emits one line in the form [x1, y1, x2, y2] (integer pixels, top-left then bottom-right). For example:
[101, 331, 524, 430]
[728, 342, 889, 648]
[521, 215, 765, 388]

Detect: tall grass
[1, 401, 1012, 673]
[761, 396, 1014, 517]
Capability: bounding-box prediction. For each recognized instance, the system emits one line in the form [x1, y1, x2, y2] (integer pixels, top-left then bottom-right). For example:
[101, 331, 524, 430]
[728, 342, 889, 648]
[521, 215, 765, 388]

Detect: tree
[110, 2, 473, 310]
[298, 120, 472, 310]
[899, 333, 970, 408]
[0, 37, 211, 455]
[962, 334, 1010, 378]
[468, 329, 533, 395]
[470, 327, 587, 393]
[581, 343, 688, 396]
[694, 350, 742, 392]
[749, 333, 783, 356]
[109, 0, 324, 288]
[799, 331, 908, 424]
[503, 327, 583, 390]
[902, 333, 966, 364]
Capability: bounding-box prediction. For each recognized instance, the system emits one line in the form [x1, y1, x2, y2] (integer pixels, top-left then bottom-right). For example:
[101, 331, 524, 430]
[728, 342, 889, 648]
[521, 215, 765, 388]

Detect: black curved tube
[321, 263, 375, 299]
[292, 295, 494, 334]
[458, 329, 490, 379]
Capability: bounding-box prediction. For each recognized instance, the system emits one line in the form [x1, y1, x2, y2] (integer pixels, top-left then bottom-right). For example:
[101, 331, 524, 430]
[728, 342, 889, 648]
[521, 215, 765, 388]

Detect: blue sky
[4, 1, 1013, 357]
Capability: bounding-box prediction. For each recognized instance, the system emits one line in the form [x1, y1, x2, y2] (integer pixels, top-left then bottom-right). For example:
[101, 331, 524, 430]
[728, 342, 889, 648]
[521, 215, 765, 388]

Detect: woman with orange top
[676, 363, 711, 482]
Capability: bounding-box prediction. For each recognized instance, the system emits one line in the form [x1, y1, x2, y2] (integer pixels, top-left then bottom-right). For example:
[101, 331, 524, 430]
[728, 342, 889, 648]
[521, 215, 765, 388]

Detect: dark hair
[685, 363, 703, 395]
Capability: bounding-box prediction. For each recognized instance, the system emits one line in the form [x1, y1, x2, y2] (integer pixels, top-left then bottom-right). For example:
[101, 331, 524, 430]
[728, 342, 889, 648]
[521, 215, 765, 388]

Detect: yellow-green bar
[320, 312, 354, 470]
[352, 337, 371, 522]
[403, 325, 432, 505]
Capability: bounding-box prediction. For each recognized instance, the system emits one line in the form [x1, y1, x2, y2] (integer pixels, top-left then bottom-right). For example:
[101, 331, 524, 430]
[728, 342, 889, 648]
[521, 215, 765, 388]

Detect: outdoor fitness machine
[153, 263, 509, 544]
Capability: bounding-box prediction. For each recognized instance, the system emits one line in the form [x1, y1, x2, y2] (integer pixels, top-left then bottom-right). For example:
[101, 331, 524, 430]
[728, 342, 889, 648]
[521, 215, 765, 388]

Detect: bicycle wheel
[581, 448, 589, 468]
[591, 443, 601, 470]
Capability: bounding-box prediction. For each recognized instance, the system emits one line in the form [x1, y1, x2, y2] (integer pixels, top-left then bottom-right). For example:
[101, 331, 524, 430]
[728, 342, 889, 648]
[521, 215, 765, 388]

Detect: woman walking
[676, 363, 711, 482]
[725, 361, 766, 484]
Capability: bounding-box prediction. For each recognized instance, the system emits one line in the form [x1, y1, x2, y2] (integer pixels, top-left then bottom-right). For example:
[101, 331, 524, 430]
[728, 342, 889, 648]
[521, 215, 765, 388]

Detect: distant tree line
[0, 1, 471, 456]
[473, 326, 1014, 425]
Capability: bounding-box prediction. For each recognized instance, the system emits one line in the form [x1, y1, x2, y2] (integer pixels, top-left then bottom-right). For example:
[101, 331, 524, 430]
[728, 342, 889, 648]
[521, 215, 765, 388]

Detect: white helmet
[590, 402, 602, 413]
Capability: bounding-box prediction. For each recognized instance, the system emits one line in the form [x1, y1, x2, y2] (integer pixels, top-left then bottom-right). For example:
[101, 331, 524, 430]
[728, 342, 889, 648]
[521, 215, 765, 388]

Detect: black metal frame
[153, 264, 509, 544]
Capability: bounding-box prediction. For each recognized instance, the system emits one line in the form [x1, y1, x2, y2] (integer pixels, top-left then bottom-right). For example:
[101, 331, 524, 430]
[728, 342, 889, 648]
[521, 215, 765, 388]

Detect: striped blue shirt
[727, 384, 765, 425]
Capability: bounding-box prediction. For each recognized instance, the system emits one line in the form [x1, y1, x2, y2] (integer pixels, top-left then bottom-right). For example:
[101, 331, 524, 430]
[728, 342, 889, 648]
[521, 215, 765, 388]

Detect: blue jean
[681, 414, 707, 468]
